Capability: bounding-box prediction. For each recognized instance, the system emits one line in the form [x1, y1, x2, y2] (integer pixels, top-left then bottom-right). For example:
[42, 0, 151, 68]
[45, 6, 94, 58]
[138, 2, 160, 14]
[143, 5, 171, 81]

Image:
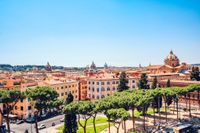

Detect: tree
[151, 77, 157, 89]
[49, 99, 64, 112]
[116, 91, 138, 131]
[151, 77, 162, 116]
[66, 92, 73, 104]
[26, 87, 58, 133]
[138, 73, 149, 89]
[118, 72, 129, 92]
[190, 66, 200, 81]
[106, 108, 129, 133]
[136, 90, 153, 131]
[151, 89, 161, 126]
[76, 101, 94, 133]
[63, 92, 77, 133]
[0, 89, 24, 133]
[91, 101, 102, 133]
[161, 88, 173, 122]
[98, 96, 115, 133]
[166, 79, 171, 87]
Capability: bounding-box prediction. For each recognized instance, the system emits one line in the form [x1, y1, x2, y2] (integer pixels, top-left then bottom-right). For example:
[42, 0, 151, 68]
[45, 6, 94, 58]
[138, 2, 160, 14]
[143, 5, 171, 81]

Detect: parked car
[60, 118, 64, 122]
[25, 117, 35, 123]
[10, 120, 16, 124]
[52, 122, 55, 126]
[16, 120, 24, 125]
[41, 112, 49, 118]
[38, 124, 46, 130]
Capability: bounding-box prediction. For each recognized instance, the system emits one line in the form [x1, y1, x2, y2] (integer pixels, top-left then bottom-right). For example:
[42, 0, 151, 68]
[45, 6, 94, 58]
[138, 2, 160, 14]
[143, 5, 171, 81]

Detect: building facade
[87, 73, 137, 100]
[44, 79, 79, 101]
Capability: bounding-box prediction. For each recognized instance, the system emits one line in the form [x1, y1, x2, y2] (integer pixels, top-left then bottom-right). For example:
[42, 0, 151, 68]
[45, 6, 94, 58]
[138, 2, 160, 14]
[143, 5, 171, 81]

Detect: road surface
[10, 115, 64, 133]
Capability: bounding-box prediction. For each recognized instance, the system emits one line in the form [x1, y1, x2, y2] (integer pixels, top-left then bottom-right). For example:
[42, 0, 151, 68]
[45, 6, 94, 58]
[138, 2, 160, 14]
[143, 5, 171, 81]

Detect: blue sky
[0, 0, 200, 67]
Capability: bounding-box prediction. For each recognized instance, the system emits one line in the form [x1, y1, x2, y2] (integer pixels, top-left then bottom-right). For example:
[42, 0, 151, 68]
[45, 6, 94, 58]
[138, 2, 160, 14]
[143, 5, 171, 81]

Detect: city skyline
[1, 0, 200, 67]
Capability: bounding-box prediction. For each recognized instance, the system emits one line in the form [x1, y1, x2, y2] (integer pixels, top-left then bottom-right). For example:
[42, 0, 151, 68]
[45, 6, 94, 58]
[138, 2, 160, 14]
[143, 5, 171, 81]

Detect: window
[113, 87, 115, 91]
[97, 88, 99, 92]
[61, 93, 64, 96]
[102, 88, 105, 91]
[116, 81, 119, 84]
[92, 95, 95, 99]
[20, 106, 23, 111]
[92, 82, 95, 85]
[107, 94, 110, 96]
[101, 82, 104, 85]
[20, 99, 23, 103]
[15, 106, 17, 110]
[132, 80, 135, 83]
[28, 106, 31, 110]
[96, 82, 99, 85]
[107, 87, 110, 91]
[88, 81, 91, 84]
[65, 92, 68, 95]
[65, 86, 67, 88]
[112, 81, 115, 84]
[89, 87, 91, 91]
[92, 88, 94, 92]
[97, 96, 99, 99]
[101, 95, 105, 98]
[61, 86, 64, 89]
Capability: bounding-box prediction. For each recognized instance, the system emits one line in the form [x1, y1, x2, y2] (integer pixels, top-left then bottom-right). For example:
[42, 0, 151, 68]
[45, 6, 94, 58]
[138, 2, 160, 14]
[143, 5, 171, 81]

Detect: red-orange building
[76, 77, 88, 100]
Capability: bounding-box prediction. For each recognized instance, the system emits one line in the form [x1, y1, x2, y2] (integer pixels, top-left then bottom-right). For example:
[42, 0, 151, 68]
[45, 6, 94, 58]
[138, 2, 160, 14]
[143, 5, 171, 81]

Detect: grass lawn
[134, 107, 167, 118]
[56, 116, 109, 133]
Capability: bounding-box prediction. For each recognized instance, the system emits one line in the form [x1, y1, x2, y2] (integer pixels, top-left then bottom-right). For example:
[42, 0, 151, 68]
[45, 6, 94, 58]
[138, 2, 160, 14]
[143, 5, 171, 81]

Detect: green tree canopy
[0, 89, 25, 133]
[26, 86, 58, 133]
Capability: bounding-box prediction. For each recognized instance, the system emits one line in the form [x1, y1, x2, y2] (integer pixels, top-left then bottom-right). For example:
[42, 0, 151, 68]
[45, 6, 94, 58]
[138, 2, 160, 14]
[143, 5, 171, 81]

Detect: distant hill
[191, 64, 200, 66]
[0, 64, 64, 71]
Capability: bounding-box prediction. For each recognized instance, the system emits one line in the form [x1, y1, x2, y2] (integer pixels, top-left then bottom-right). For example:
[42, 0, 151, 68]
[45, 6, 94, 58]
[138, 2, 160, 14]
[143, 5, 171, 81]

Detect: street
[10, 115, 64, 133]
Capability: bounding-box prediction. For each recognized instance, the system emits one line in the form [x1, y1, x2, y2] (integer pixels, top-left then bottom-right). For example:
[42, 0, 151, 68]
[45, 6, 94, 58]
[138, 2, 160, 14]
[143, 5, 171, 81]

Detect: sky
[0, 0, 200, 67]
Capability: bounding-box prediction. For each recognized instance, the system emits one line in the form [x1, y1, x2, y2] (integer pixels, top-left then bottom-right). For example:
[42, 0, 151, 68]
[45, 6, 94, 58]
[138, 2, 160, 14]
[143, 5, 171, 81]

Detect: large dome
[164, 50, 180, 67]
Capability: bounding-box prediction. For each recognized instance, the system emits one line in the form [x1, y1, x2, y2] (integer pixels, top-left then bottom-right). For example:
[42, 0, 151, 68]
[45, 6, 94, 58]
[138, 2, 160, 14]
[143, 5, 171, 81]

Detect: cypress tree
[63, 92, 77, 133]
[138, 73, 149, 89]
[166, 79, 171, 87]
[118, 72, 129, 92]
[151, 76, 157, 89]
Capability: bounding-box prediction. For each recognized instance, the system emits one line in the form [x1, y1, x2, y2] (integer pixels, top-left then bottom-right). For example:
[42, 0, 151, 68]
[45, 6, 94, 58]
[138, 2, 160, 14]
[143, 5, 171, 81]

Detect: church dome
[90, 61, 96, 69]
[164, 50, 180, 67]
